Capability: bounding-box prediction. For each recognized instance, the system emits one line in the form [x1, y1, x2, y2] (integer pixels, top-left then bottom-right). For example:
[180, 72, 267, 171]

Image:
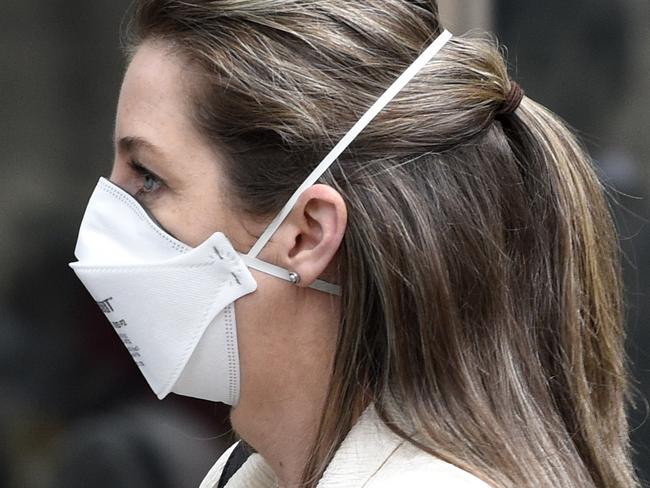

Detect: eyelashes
[128, 159, 164, 199]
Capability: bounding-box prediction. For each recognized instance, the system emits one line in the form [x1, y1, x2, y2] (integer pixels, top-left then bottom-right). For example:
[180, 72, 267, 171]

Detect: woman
[70, 0, 639, 486]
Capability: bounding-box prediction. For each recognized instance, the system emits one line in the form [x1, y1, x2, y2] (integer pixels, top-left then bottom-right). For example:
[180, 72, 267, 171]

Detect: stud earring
[288, 271, 301, 284]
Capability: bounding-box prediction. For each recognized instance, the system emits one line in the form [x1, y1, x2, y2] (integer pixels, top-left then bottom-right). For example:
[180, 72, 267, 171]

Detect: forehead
[115, 41, 195, 142]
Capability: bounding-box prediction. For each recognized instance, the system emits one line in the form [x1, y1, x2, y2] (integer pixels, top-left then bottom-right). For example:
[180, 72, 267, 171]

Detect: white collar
[204, 403, 406, 488]
[316, 404, 405, 487]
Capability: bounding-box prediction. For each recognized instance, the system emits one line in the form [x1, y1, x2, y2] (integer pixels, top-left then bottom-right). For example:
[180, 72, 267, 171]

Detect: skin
[110, 40, 347, 487]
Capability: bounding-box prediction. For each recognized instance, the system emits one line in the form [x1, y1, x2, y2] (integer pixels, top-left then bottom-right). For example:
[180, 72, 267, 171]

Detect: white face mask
[69, 30, 452, 406]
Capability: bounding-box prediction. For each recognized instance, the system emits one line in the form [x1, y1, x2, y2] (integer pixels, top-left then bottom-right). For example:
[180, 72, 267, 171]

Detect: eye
[142, 172, 160, 192]
[129, 160, 163, 197]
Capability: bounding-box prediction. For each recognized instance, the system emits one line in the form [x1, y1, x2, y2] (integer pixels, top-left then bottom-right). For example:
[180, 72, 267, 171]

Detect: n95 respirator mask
[70, 178, 257, 405]
[69, 29, 452, 406]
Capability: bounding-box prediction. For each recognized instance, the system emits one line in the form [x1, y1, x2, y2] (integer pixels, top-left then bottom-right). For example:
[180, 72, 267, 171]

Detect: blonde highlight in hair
[128, 1, 639, 486]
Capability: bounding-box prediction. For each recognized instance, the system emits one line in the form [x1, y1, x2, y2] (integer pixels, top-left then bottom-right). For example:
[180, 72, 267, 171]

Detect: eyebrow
[115, 135, 165, 158]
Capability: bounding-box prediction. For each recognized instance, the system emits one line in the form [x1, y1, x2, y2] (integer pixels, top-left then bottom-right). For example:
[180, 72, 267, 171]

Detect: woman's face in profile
[110, 41, 248, 250]
[109, 40, 340, 430]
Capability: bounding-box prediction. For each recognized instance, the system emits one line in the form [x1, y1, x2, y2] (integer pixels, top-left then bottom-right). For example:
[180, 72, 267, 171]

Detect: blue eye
[129, 160, 163, 197]
[141, 172, 161, 193]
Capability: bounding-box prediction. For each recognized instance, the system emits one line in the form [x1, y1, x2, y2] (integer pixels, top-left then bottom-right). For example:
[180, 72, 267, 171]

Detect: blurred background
[1, 1, 648, 486]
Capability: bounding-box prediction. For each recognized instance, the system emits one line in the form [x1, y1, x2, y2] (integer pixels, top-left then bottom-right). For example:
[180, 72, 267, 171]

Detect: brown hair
[126, 1, 639, 486]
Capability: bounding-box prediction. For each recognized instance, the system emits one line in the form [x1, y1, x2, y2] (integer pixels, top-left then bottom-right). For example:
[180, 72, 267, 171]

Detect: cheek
[150, 192, 229, 248]
[233, 272, 290, 393]
[234, 272, 276, 357]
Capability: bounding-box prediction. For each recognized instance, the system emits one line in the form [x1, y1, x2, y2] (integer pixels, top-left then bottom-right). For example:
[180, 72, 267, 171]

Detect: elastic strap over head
[246, 29, 454, 259]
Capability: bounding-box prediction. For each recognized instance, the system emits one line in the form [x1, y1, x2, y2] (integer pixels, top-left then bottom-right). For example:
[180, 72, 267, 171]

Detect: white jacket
[200, 404, 489, 487]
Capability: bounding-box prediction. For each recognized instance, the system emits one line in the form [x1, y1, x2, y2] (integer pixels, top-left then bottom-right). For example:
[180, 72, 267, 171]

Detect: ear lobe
[281, 184, 347, 287]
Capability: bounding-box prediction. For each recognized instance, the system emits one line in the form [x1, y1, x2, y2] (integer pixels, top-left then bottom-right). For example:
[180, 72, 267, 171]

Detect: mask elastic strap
[244, 29, 454, 295]
[240, 254, 342, 295]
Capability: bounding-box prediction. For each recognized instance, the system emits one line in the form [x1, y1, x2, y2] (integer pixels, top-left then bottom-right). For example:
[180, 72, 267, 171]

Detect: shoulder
[320, 403, 491, 488]
[366, 441, 490, 488]
[199, 441, 239, 488]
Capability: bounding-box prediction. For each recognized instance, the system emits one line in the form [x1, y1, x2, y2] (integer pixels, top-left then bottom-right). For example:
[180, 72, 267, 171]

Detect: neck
[229, 294, 339, 486]
[229, 285, 343, 486]
[232, 393, 326, 487]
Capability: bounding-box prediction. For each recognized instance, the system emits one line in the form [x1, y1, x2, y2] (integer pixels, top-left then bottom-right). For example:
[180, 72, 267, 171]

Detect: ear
[273, 184, 347, 287]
